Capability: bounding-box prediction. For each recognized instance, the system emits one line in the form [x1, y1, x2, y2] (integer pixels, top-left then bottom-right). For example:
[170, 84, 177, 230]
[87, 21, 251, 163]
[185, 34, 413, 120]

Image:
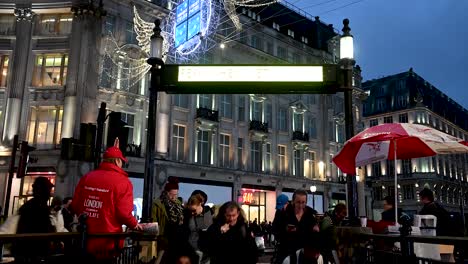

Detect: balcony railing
[292, 131, 309, 142]
[249, 120, 268, 133]
[124, 143, 142, 157]
[196, 107, 219, 122]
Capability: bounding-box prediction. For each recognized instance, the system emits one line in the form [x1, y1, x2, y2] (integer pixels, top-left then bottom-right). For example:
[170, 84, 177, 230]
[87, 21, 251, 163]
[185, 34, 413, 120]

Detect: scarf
[161, 192, 183, 224]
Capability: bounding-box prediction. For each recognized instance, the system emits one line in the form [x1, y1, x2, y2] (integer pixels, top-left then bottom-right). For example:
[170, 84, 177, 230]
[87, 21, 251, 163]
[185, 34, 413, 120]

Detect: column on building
[2, 4, 34, 145]
[156, 91, 170, 157]
[56, 1, 105, 198]
[61, 5, 82, 139]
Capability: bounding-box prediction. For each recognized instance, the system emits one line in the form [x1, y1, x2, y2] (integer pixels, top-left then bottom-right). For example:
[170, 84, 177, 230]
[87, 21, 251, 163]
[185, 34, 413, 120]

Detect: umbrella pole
[394, 140, 398, 224]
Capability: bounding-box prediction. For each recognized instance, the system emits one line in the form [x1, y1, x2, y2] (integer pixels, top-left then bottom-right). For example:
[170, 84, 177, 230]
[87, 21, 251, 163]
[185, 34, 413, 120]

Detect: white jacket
[0, 211, 68, 234]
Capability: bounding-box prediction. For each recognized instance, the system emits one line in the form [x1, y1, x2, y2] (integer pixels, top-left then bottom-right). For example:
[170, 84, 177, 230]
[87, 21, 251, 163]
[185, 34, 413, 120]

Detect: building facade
[362, 68, 468, 220]
[0, 0, 368, 221]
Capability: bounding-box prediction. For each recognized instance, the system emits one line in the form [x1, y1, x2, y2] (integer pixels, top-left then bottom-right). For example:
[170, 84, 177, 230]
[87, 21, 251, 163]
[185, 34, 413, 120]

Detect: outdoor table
[336, 226, 373, 263]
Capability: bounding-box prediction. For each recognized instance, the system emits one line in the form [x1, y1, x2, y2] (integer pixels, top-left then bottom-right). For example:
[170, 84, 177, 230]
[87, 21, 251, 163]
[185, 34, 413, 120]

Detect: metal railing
[0, 218, 157, 264]
[292, 131, 309, 142]
[249, 120, 269, 133]
[196, 107, 219, 122]
[354, 232, 468, 264]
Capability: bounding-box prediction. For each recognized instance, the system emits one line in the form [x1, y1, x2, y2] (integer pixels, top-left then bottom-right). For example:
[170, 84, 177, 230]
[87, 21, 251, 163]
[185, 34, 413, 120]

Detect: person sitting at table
[381, 196, 399, 222]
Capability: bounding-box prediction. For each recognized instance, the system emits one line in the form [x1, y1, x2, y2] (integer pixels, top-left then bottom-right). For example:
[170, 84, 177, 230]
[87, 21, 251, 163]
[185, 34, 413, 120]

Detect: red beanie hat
[164, 176, 179, 192]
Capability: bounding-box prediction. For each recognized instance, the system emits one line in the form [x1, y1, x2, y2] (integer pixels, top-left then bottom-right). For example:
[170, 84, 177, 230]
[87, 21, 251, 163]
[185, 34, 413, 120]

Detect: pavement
[258, 246, 275, 264]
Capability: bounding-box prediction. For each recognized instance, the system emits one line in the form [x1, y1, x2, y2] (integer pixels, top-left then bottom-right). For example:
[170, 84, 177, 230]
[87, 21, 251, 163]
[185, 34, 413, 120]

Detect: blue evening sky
[293, 0, 468, 108]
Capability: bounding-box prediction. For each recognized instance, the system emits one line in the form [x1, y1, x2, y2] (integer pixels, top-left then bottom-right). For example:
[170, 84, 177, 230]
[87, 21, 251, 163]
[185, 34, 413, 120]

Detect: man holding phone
[274, 190, 319, 264]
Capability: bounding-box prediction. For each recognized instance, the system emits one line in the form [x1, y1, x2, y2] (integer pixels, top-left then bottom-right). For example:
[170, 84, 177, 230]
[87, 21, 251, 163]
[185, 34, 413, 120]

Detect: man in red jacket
[72, 146, 142, 261]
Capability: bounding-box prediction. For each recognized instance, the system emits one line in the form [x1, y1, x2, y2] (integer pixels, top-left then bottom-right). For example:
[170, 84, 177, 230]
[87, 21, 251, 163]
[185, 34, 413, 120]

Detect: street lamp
[142, 19, 164, 223]
[339, 18, 358, 219]
[310, 185, 317, 208]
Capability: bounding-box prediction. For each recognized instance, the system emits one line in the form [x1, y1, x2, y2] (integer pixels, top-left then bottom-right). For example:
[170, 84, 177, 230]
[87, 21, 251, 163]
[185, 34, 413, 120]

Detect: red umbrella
[333, 123, 468, 223]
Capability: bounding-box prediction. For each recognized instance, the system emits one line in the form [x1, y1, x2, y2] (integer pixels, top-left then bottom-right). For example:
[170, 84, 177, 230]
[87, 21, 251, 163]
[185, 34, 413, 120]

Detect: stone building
[0, 0, 368, 221]
[362, 68, 468, 220]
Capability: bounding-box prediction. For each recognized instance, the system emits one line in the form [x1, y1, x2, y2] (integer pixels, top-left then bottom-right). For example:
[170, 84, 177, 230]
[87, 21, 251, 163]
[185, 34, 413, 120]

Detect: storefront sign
[240, 189, 258, 204]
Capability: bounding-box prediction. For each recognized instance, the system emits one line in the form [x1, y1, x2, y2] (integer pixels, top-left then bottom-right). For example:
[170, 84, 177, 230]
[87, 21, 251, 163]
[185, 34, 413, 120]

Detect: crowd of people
[0, 144, 464, 264]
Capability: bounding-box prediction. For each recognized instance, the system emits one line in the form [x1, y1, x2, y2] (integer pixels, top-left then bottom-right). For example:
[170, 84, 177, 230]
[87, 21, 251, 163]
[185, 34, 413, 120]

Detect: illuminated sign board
[174, 0, 201, 49]
[241, 189, 256, 204]
[178, 66, 324, 82]
[161, 64, 340, 94]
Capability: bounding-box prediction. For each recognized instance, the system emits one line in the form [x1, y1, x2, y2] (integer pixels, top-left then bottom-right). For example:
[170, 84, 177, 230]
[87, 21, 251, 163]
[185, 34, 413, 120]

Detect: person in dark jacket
[320, 203, 347, 264]
[15, 177, 56, 262]
[419, 188, 458, 236]
[272, 194, 290, 244]
[180, 194, 213, 264]
[62, 197, 74, 231]
[381, 196, 397, 222]
[274, 190, 319, 264]
[152, 177, 184, 264]
[206, 201, 258, 264]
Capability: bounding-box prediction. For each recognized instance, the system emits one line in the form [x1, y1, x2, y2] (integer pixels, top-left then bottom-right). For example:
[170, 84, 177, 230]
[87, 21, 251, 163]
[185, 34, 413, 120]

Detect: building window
[287, 29, 295, 38]
[397, 95, 408, 108]
[125, 22, 137, 44]
[398, 113, 408, 123]
[220, 134, 230, 168]
[384, 116, 393, 123]
[293, 149, 302, 176]
[252, 101, 262, 121]
[278, 145, 286, 175]
[265, 143, 272, 173]
[0, 15, 15, 35]
[198, 94, 212, 109]
[197, 130, 211, 165]
[174, 94, 189, 108]
[27, 106, 63, 149]
[238, 96, 245, 122]
[103, 14, 115, 35]
[292, 53, 301, 64]
[308, 116, 317, 139]
[220, 95, 232, 118]
[373, 187, 383, 200]
[293, 112, 303, 132]
[121, 113, 135, 144]
[386, 160, 395, 177]
[272, 22, 280, 31]
[251, 141, 262, 172]
[100, 56, 113, 88]
[36, 14, 73, 35]
[240, 31, 248, 44]
[237, 138, 244, 169]
[328, 121, 335, 141]
[265, 102, 272, 128]
[172, 125, 185, 161]
[33, 54, 68, 87]
[338, 124, 345, 143]
[369, 119, 378, 127]
[402, 159, 411, 175]
[278, 108, 287, 131]
[372, 162, 381, 177]
[301, 36, 308, 44]
[403, 185, 415, 200]
[376, 98, 386, 111]
[266, 42, 274, 55]
[277, 46, 287, 60]
[305, 151, 316, 179]
[0, 55, 8, 87]
[251, 35, 263, 50]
